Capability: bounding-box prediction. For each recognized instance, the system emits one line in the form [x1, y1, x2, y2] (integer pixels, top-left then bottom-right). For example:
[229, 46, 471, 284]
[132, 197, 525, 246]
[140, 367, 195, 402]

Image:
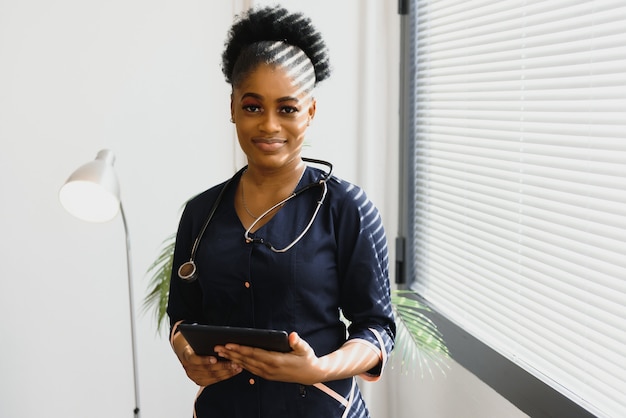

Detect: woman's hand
[173, 333, 242, 387]
[214, 332, 380, 385]
[214, 332, 322, 384]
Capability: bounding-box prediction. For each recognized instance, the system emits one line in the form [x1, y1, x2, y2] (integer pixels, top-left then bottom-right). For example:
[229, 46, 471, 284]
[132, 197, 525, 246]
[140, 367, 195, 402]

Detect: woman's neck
[244, 159, 306, 190]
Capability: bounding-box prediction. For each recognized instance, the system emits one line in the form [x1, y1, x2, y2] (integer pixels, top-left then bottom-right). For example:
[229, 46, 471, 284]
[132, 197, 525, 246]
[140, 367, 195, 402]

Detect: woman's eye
[243, 104, 262, 113]
[279, 106, 299, 114]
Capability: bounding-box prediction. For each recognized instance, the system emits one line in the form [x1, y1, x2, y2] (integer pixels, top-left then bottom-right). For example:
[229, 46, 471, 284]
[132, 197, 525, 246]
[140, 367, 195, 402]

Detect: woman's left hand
[213, 332, 325, 385]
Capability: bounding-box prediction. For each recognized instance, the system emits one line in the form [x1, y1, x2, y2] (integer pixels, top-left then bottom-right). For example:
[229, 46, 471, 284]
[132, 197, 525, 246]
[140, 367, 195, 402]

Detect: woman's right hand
[173, 333, 243, 387]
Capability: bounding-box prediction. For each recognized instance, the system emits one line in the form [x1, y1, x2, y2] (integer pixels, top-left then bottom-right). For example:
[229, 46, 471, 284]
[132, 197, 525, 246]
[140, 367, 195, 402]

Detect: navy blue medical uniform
[167, 165, 395, 418]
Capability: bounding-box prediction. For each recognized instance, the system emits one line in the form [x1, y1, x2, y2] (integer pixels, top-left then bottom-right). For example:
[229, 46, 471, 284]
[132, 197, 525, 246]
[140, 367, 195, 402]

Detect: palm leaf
[142, 233, 176, 335]
[391, 290, 450, 376]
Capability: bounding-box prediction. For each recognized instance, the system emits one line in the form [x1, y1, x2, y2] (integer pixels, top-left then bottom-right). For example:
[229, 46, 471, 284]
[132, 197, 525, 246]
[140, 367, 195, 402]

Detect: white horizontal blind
[409, 1, 626, 417]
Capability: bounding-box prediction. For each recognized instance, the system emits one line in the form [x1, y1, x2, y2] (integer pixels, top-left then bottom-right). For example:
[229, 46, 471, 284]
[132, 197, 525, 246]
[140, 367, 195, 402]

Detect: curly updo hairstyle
[222, 5, 331, 89]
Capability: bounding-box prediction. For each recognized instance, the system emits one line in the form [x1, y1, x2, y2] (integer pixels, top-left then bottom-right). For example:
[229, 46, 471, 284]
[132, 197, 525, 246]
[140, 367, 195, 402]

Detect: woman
[167, 5, 395, 417]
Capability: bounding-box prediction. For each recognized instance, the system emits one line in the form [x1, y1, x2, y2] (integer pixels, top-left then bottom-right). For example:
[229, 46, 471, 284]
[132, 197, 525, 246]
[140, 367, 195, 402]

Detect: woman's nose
[259, 112, 280, 133]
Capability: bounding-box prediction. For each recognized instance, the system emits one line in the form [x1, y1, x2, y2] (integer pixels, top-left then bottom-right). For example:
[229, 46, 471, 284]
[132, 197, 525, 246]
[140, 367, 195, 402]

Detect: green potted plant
[144, 234, 449, 373]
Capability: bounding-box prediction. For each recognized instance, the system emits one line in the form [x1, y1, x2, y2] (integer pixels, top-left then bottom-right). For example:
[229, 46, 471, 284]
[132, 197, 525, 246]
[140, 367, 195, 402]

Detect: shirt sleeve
[166, 197, 206, 339]
[334, 182, 396, 379]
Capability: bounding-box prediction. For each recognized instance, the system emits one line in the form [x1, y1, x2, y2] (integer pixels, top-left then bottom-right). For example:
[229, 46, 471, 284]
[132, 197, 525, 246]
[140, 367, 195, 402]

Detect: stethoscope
[177, 158, 333, 282]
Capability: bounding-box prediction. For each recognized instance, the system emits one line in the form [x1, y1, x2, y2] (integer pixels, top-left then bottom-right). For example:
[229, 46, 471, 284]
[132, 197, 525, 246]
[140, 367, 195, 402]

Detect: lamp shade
[59, 149, 121, 222]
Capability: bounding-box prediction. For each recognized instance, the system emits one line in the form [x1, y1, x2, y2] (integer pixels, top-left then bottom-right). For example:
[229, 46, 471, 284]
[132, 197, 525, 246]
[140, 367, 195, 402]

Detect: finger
[199, 356, 219, 365]
[222, 345, 275, 367]
[288, 332, 301, 349]
[215, 344, 248, 361]
[288, 332, 312, 355]
[189, 361, 239, 376]
[188, 361, 242, 386]
[216, 345, 269, 375]
[188, 356, 219, 368]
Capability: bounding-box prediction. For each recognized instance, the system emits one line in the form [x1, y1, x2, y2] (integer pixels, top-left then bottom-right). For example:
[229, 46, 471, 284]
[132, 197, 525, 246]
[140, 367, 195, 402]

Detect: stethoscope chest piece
[178, 260, 198, 282]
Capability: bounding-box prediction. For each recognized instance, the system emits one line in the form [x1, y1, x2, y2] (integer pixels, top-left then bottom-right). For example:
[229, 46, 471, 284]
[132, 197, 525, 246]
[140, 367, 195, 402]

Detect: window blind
[408, 1, 626, 417]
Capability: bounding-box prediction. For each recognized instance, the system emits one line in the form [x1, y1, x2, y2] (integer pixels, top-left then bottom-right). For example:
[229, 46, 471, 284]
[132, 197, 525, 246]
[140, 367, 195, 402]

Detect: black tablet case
[178, 324, 291, 357]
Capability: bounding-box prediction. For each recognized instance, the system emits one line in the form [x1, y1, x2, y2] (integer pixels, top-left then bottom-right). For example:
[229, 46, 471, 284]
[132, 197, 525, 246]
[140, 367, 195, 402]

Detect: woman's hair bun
[222, 5, 331, 85]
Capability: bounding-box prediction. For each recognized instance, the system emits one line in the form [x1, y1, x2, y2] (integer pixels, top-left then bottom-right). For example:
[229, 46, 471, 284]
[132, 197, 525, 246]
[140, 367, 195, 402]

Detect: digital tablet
[178, 324, 291, 357]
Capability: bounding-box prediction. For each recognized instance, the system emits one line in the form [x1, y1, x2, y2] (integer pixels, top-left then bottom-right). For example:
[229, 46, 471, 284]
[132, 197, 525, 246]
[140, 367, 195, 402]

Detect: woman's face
[231, 63, 316, 171]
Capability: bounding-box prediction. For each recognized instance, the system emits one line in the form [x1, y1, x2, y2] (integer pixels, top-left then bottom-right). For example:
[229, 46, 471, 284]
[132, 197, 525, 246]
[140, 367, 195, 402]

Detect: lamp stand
[60, 149, 141, 416]
[121, 203, 141, 418]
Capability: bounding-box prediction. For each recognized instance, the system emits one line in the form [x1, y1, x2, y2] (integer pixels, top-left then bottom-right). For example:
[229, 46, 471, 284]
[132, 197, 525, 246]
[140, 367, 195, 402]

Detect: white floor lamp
[59, 149, 141, 418]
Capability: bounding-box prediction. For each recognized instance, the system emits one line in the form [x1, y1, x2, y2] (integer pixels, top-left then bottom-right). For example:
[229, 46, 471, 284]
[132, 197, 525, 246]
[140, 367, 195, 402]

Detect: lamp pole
[121, 204, 141, 418]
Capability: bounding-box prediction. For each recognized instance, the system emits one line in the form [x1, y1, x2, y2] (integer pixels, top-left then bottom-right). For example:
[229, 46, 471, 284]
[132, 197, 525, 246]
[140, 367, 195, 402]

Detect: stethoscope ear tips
[178, 261, 198, 282]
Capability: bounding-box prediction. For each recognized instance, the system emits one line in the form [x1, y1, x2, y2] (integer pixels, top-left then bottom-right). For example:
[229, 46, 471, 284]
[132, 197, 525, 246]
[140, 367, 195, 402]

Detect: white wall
[1, 1, 232, 416]
[0, 0, 527, 417]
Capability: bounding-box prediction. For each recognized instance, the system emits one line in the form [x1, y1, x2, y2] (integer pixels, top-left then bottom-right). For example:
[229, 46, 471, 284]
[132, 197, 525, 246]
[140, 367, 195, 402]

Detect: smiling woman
[165, 5, 396, 418]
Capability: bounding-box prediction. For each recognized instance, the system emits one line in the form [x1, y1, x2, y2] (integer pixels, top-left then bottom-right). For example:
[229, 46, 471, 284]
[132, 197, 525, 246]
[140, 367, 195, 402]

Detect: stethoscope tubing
[178, 158, 332, 282]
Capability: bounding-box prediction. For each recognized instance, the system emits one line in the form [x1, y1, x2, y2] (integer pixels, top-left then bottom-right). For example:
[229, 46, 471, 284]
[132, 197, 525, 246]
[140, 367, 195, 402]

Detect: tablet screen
[178, 324, 291, 357]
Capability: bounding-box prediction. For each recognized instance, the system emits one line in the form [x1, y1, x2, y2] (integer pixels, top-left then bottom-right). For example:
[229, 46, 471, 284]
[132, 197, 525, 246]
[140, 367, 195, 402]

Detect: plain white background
[0, 0, 526, 416]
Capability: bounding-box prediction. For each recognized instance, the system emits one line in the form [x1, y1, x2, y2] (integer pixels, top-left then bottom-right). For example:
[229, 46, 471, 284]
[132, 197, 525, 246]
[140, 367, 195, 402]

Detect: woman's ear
[307, 98, 317, 124]
[230, 94, 235, 123]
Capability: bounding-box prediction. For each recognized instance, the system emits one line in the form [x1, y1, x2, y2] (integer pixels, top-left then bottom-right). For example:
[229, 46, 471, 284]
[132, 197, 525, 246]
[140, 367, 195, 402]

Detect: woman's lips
[252, 138, 286, 152]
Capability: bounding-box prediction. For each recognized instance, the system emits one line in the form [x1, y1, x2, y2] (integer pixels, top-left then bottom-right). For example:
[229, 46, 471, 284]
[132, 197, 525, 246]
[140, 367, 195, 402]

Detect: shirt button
[244, 281, 251, 288]
[249, 378, 255, 385]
